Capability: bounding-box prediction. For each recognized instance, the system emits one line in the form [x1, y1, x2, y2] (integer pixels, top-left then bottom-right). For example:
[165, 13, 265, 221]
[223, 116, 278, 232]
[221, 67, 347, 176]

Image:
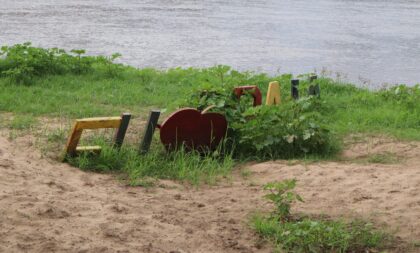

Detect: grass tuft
[252, 215, 392, 253]
[68, 140, 235, 186]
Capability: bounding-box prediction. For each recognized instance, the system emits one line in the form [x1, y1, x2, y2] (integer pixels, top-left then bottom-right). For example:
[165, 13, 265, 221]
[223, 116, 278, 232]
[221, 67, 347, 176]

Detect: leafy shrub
[233, 98, 336, 159]
[252, 180, 392, 253]
[186, 84, 337, 160]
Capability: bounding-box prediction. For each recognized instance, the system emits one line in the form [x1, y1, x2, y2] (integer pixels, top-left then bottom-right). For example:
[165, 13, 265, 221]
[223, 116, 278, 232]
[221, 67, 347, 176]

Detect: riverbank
[1, 62, 419, 141]
[1, 45, 419, 252]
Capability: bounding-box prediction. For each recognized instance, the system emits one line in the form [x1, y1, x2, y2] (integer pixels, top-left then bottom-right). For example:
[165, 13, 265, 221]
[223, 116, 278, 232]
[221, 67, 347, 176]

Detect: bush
[186, 85, 338, 160]
[233, 97, 337, 159]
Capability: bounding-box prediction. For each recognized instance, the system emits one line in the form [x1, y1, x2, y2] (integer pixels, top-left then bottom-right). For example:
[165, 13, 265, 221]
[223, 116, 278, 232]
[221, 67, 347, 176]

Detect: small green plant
[263, 179, 303, 221]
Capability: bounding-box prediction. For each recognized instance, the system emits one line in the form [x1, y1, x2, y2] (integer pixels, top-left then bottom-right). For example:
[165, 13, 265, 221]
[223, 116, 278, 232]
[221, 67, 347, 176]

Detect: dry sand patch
[0, 134, 419, 252]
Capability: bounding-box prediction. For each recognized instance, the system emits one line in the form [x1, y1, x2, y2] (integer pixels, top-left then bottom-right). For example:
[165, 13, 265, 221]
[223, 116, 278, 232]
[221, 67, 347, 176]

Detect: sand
[0, 134, 419, 253]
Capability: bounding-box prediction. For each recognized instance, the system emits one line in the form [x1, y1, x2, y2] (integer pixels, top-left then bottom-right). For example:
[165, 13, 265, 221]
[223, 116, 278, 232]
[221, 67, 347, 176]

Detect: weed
[263, 179, 303, 221]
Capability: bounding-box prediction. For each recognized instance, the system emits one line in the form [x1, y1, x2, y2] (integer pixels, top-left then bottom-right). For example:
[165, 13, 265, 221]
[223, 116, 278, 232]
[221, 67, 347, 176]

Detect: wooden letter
[139, 110, 161, 154]
[113, 113, 131, 149]
[76, 117, 121, 130]
[308, 75, 320, 97]
[64, 115, 129, 159]
[65, 122, 83, 158]
[265, 81, 281, 105]
[291, 79, 299, 100]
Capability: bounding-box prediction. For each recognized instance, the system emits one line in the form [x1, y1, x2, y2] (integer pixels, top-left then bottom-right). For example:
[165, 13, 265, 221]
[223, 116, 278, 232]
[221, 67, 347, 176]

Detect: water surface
[1, 0, 420, 86]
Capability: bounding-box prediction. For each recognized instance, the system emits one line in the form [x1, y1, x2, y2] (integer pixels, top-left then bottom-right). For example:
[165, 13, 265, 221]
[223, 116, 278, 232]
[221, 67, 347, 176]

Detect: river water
[1, 0, 420, 86]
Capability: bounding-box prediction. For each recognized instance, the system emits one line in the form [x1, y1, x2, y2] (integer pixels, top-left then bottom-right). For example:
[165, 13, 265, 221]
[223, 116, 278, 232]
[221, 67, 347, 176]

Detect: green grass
[67, 138, 235, 186]
[1, 64, 418, 183]
[0, 66, 418, 139]
[252, 180, 395, 253]
[252, 215, 392, 253]
[1, 44, 419, 185]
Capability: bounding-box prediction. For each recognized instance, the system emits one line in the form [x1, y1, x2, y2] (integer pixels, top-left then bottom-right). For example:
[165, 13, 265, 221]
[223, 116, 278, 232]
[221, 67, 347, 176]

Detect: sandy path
[0, 135, 419, 252]
[0, 135, 270, 253]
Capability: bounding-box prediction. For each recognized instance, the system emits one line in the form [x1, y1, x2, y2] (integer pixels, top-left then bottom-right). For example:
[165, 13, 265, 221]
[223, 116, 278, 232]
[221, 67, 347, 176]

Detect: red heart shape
[159, 108, 227, 151]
